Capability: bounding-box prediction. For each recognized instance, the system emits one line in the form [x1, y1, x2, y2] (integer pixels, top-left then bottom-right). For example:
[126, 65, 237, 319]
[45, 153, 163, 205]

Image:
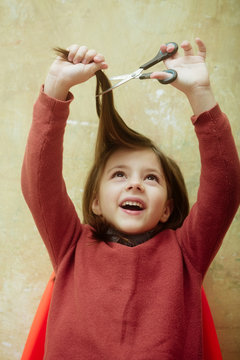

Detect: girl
[21, 39, 240, 359]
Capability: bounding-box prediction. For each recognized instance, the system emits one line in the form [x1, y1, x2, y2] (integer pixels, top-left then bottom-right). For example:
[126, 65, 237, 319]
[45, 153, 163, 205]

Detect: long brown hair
[54, 47, 189, 239]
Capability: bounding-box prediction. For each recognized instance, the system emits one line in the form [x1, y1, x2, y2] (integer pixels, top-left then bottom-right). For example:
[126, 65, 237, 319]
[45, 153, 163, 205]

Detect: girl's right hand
[44, 45, 108, 100]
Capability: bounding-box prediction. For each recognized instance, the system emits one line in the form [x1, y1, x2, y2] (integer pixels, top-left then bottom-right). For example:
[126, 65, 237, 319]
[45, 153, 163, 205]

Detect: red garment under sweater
[21, 88, 240, 360]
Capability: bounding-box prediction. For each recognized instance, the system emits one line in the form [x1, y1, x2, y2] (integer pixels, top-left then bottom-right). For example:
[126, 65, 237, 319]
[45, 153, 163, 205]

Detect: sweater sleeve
[21, 87, 82, 270]
[176, 104, 240, 276]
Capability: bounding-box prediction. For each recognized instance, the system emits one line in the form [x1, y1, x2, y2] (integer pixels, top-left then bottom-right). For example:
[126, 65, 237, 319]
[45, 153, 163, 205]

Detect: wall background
[0, 0, 239, 359]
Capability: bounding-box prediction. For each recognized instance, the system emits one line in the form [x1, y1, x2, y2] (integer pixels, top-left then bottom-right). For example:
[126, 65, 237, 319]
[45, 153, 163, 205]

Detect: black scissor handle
[140, 42, 178, 71]
[158, 69, 177, 84]
[139, 69, 177, 85]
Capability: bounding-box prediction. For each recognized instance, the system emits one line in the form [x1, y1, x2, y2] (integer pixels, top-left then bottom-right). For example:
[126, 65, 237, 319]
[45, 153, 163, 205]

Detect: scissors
[97, 42, 178, 96]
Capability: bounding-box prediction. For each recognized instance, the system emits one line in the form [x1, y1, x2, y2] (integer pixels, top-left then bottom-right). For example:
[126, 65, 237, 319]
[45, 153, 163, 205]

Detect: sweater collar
[106, 228, 156, 247]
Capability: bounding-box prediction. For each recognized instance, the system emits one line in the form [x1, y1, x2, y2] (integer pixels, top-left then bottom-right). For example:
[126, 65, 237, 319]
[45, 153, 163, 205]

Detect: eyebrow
[106, 165, 128, 174]
[145, 168, 162, 174]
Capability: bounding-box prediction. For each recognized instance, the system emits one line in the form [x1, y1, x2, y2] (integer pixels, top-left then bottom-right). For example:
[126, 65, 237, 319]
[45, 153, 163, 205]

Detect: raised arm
[21, 46, 108, 269]
[152, 39, 240, 274]
[180, 104, 240, 275]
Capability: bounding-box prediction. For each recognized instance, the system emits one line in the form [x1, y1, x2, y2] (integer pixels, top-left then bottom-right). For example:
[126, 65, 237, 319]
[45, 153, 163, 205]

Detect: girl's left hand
[151, 38, 210, 96]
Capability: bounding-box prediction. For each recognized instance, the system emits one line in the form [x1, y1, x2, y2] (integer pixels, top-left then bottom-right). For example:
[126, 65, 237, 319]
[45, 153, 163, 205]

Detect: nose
[125, 178, 144, 192]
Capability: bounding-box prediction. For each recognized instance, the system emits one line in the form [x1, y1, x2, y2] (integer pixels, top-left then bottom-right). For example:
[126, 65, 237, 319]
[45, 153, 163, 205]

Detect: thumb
[87, 61, 108, 77]
[150, 71, 171, 80]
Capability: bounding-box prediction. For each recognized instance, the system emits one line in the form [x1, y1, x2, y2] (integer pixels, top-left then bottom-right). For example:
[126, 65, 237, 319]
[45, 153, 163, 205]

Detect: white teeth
[121, 201, 143, 209]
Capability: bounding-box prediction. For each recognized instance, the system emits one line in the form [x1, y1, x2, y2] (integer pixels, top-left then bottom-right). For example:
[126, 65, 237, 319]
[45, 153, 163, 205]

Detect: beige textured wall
[0, 0, 239, 359]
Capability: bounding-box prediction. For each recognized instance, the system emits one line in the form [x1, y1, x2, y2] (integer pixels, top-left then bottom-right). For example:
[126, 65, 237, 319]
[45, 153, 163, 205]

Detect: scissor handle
[140, 42, 178, 70]
[139, 69, 177, 84]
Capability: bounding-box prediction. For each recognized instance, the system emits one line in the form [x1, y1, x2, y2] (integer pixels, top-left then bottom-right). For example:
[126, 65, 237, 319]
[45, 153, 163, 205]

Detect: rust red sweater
[21, 88, 240, 360]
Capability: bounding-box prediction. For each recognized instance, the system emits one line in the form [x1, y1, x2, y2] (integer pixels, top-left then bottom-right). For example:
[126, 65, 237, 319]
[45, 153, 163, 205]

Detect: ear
[159, 199, 173, 223]
[91, 197, 102, 216]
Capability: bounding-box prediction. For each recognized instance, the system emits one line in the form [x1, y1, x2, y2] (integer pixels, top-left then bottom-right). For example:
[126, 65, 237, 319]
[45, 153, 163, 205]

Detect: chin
[111, 220, 157, 235]
[117, 226, 150, 235]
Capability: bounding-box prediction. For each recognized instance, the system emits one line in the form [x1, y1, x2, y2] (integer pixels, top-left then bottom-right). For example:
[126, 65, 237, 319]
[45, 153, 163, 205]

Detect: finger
[85, 61, 108, 77]
[166, 43, 176, 53]
[160, 43, 179, 60]
[181, 40, 194, 56]
[66, 44, 83, 62]
[99, 62, 108, 70]
[160, 43, 176, 54]
[160, 43, 167, 53]
[94, 53, 105, 63]
[82, 49, 97, 64]
[72, 45, 88, 64]
[195, 37, 206, 59]
[150, 71, 171, 80]
[67, 44, 79, 62]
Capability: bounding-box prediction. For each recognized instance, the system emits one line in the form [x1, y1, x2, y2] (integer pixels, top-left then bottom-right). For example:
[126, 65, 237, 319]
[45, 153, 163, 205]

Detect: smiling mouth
[121, 201, 144, 211]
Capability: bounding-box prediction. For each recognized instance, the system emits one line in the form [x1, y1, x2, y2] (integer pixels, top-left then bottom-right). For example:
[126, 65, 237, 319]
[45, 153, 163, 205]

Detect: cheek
[100, 183, 121, 207]
[151, 189, 168, 207]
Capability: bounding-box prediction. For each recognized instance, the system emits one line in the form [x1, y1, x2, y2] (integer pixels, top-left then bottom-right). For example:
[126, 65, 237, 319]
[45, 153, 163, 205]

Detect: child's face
[92, 147, 172, 235]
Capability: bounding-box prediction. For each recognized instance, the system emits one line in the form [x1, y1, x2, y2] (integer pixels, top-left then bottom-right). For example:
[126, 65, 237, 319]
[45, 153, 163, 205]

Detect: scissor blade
[110, 74, 130, 80]
[96, 68, 143, 97]
[96, 76, 133, 96]
[110, 68, 143, 81]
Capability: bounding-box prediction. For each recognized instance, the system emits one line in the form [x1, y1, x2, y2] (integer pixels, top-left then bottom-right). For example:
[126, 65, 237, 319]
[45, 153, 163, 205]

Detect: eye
[145, 174, 159, 183]
[112, 170, 126, 178]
